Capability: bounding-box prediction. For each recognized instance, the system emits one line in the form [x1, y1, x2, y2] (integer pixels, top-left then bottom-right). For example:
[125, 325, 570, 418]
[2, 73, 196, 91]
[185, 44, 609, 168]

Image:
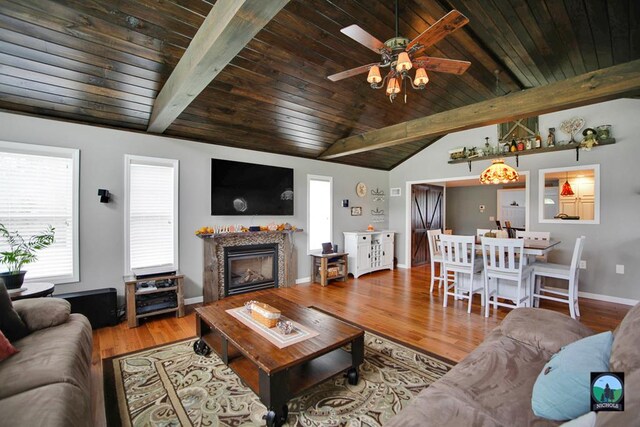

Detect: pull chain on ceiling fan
[327, 1, 472, 103]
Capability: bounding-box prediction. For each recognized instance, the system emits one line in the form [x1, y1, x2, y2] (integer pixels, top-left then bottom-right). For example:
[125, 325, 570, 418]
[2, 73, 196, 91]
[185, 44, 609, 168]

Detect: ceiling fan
[328, 2, 471, 103]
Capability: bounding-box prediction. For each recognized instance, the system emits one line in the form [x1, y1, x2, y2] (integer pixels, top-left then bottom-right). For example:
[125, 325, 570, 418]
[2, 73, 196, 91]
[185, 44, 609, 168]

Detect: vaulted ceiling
[0, 0, 638, 169]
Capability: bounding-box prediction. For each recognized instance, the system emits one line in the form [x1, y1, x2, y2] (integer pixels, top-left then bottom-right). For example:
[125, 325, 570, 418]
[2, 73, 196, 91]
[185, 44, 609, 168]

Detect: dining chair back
[532, 236, 585, 319]
[516, 231, 551, 241]
[516, 231, 551, 261]
[439, 234, 484, 313]
[480, 237, 532, 317]
[427, 229, 444, 293]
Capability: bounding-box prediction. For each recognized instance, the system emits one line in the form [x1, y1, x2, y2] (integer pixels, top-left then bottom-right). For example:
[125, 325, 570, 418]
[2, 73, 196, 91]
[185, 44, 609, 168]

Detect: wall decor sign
[351, 206, 362, 216]
[390, 188, 401, 197]
[356, 182, 367, 197]
[371, 187, 385, 202]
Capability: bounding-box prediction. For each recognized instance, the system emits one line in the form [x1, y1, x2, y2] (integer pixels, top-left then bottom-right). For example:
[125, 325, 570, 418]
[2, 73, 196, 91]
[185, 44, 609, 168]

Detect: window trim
[124, 154, 179, 275]
[0, 140, 80, 284]
[306, 174, 333, 255]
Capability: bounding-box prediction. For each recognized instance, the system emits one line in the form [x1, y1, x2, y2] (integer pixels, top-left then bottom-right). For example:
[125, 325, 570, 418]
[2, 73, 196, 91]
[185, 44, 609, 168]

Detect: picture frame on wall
[351, 206, 362, 216]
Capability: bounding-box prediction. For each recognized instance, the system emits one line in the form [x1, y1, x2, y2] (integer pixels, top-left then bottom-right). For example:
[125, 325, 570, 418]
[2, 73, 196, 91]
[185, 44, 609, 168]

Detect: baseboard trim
[544, 286, 638, 306]
[184, 296, 203, 305]
[296, 277, 311, 284]
[396, 264, 408, 269]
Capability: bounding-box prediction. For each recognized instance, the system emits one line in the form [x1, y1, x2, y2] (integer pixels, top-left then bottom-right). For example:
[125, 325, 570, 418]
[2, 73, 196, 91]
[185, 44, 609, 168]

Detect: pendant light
[367, 65, 382, 84]
[560, 172, 575, 196]
[479, 159, 519, 185]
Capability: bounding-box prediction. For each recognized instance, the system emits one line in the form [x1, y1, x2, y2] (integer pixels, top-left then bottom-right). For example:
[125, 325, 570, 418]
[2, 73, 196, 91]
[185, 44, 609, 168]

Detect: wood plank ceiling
[0, 0, 637, 170]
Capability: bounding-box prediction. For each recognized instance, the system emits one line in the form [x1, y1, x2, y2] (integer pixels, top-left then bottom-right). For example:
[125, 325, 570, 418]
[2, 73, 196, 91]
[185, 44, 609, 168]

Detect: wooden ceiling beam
[318, 59, 640, 160]
[146, 0, 289, 133]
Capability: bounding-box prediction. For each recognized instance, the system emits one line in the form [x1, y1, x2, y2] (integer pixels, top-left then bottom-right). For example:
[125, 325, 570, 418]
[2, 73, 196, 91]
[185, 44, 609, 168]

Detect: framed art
[351, 206, 362, 216]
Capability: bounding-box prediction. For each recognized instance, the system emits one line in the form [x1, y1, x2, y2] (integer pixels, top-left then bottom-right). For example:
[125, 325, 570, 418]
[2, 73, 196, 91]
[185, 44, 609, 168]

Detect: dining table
[474, 237, 561, 265]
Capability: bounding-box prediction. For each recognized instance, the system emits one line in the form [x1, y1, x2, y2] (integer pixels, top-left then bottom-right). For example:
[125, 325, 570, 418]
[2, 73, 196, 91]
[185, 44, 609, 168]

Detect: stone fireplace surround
[199, 230, 298, 303]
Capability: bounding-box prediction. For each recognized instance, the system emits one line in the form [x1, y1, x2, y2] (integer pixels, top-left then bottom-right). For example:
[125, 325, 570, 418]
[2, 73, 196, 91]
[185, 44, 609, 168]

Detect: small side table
[310, 252, 349, 287]
[9, 282, 55, 301]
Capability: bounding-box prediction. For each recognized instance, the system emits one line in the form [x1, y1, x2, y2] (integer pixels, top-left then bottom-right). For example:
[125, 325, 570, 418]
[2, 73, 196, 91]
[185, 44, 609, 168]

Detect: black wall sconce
[98, 189, 110, 203]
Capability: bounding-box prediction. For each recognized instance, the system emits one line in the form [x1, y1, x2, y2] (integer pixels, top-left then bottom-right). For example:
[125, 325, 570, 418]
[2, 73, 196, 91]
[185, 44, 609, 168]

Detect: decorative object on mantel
[327, 5, 471, 103]
[195, 223, 297, 236]
[559, 117, 585, 144]
[479, 159, 519, 185]
[356, 182, 367, 197]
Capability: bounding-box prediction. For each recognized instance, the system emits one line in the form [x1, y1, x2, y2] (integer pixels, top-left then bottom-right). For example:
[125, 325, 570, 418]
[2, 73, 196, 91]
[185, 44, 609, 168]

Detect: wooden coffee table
[194, 291, 364, 427]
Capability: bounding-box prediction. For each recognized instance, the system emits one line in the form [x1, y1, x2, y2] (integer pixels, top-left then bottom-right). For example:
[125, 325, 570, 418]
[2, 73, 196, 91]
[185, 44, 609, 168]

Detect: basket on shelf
[326, 266, 340, 278]
[250, 301, 281, 328]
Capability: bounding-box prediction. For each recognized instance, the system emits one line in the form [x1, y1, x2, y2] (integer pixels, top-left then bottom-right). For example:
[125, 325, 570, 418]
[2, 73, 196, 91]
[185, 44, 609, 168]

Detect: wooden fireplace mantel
[199, 229, 301, 303]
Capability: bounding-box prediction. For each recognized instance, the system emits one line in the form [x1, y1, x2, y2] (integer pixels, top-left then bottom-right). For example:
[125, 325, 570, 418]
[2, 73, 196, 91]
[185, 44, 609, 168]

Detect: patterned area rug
[103, 332, 454, 426]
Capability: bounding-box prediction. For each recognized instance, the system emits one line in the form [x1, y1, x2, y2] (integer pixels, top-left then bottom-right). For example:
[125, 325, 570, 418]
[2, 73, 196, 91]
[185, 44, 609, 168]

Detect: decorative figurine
[517, 139, 525, 151]
[525, 138, 532, 150]
[547, 128, 556, 147]
[581, 128, 598, 151]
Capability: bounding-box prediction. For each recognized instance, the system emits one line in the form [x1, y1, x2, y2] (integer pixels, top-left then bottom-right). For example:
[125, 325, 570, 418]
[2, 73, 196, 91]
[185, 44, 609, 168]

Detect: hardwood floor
[92, 265, 631, 426]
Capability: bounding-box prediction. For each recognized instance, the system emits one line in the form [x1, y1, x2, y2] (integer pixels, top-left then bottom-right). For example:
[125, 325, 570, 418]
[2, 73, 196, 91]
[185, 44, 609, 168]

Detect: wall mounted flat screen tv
[211, 159, 294, 215]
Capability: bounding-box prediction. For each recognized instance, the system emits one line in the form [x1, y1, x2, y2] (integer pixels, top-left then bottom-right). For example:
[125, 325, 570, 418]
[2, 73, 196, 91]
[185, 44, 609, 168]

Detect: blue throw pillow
[531, 331, 613, 421]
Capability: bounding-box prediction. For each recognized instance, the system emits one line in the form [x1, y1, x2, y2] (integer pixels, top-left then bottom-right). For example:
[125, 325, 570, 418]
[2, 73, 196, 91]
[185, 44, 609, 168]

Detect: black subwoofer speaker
[57, 288, 118, 329]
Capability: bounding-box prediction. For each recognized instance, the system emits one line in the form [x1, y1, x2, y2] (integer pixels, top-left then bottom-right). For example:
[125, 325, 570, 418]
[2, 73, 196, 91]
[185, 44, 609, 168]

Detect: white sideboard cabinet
[343, 231, 395, 278]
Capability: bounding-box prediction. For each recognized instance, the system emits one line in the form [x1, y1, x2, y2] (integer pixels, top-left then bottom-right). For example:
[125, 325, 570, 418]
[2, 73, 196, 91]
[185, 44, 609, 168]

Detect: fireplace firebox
[224, 244, 278, 296]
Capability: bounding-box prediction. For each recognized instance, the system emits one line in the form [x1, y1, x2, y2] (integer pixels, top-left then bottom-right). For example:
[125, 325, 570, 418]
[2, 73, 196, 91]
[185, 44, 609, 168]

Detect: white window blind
[307, 175, 333, 253]
[125, 156, 178, 273]
[0, 142, 79, 283]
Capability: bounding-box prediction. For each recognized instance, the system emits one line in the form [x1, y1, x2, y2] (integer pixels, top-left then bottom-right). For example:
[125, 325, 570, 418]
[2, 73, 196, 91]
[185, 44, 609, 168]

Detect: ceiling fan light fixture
[396, 52, 412, 71]
[479, 159, 519, 185]
[414, 68, 429, 86]
[367, 65, 382, 84]
[386, 77, 400, 95]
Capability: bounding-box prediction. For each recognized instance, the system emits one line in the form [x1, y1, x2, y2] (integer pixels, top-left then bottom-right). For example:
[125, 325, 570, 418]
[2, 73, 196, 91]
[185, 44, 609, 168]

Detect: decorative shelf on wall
[449, 138, 616, 170]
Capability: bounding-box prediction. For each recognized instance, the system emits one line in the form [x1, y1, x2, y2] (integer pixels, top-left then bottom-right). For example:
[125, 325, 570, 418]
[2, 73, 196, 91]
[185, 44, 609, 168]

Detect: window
[125, 155, 179, 274]
[307, 175, 332, 253]
[0, 141, 79, 283]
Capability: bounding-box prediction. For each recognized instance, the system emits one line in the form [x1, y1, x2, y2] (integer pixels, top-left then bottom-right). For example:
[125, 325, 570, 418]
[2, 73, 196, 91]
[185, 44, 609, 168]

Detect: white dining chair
[531, 236, 585, 319]
[481, 237, 533, 317]
[516, 231, 551, 262]
[439, 234, 485, 314]
[427, 229, 444, 293]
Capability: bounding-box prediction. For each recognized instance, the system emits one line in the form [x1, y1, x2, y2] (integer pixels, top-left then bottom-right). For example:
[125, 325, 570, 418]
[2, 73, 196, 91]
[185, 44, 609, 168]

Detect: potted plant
[0, 223, 55, 289]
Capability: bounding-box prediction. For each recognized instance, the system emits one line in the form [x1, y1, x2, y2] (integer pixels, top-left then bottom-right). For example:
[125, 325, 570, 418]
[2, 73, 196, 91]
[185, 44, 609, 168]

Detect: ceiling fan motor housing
[384, 37, 410, 52]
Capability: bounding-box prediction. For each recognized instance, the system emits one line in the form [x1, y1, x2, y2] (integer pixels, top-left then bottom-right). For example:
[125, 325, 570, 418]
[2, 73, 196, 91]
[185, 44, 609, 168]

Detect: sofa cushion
[0, 314, 92, 400]
[0, 284, 29, 342]
[0, 330, 19, 362]
[532, 332, 613, 421]
[13, 298, 70, 331]
[499, 308, 593, 354]
[0, 382, 90, 427]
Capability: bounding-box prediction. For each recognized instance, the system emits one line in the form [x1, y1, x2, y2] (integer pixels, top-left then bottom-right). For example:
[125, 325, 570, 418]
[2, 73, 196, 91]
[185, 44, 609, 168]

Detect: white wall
[0, 112, 388, 299]
[390, 98, 640, 301]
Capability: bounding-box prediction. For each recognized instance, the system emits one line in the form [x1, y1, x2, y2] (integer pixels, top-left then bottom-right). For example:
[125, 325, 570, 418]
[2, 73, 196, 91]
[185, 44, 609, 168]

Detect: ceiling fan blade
[407, 10, 469, 51]
[340, 24, 386, 53]
[412, 56, 471, 75]
[327, 63, 380, 82]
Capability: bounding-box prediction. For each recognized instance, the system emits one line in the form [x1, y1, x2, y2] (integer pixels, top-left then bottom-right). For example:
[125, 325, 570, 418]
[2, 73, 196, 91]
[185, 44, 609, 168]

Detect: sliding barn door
[411, 184, 443, 266]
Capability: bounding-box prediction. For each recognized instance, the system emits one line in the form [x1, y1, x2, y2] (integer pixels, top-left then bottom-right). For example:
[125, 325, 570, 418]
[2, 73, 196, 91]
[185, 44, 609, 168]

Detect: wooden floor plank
[91, 265, 630, 426]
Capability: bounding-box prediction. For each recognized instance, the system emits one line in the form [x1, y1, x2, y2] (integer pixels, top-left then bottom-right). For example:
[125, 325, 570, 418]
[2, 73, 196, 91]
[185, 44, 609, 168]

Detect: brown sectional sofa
[0, 298, 92, 426]
[387, 303, 640, 427]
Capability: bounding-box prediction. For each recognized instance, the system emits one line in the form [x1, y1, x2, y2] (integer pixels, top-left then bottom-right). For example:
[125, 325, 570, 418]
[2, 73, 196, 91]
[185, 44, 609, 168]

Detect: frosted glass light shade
[367, 65, 382, 84]
[396, 52, 412, 71]
[414, 68, 429, 86]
